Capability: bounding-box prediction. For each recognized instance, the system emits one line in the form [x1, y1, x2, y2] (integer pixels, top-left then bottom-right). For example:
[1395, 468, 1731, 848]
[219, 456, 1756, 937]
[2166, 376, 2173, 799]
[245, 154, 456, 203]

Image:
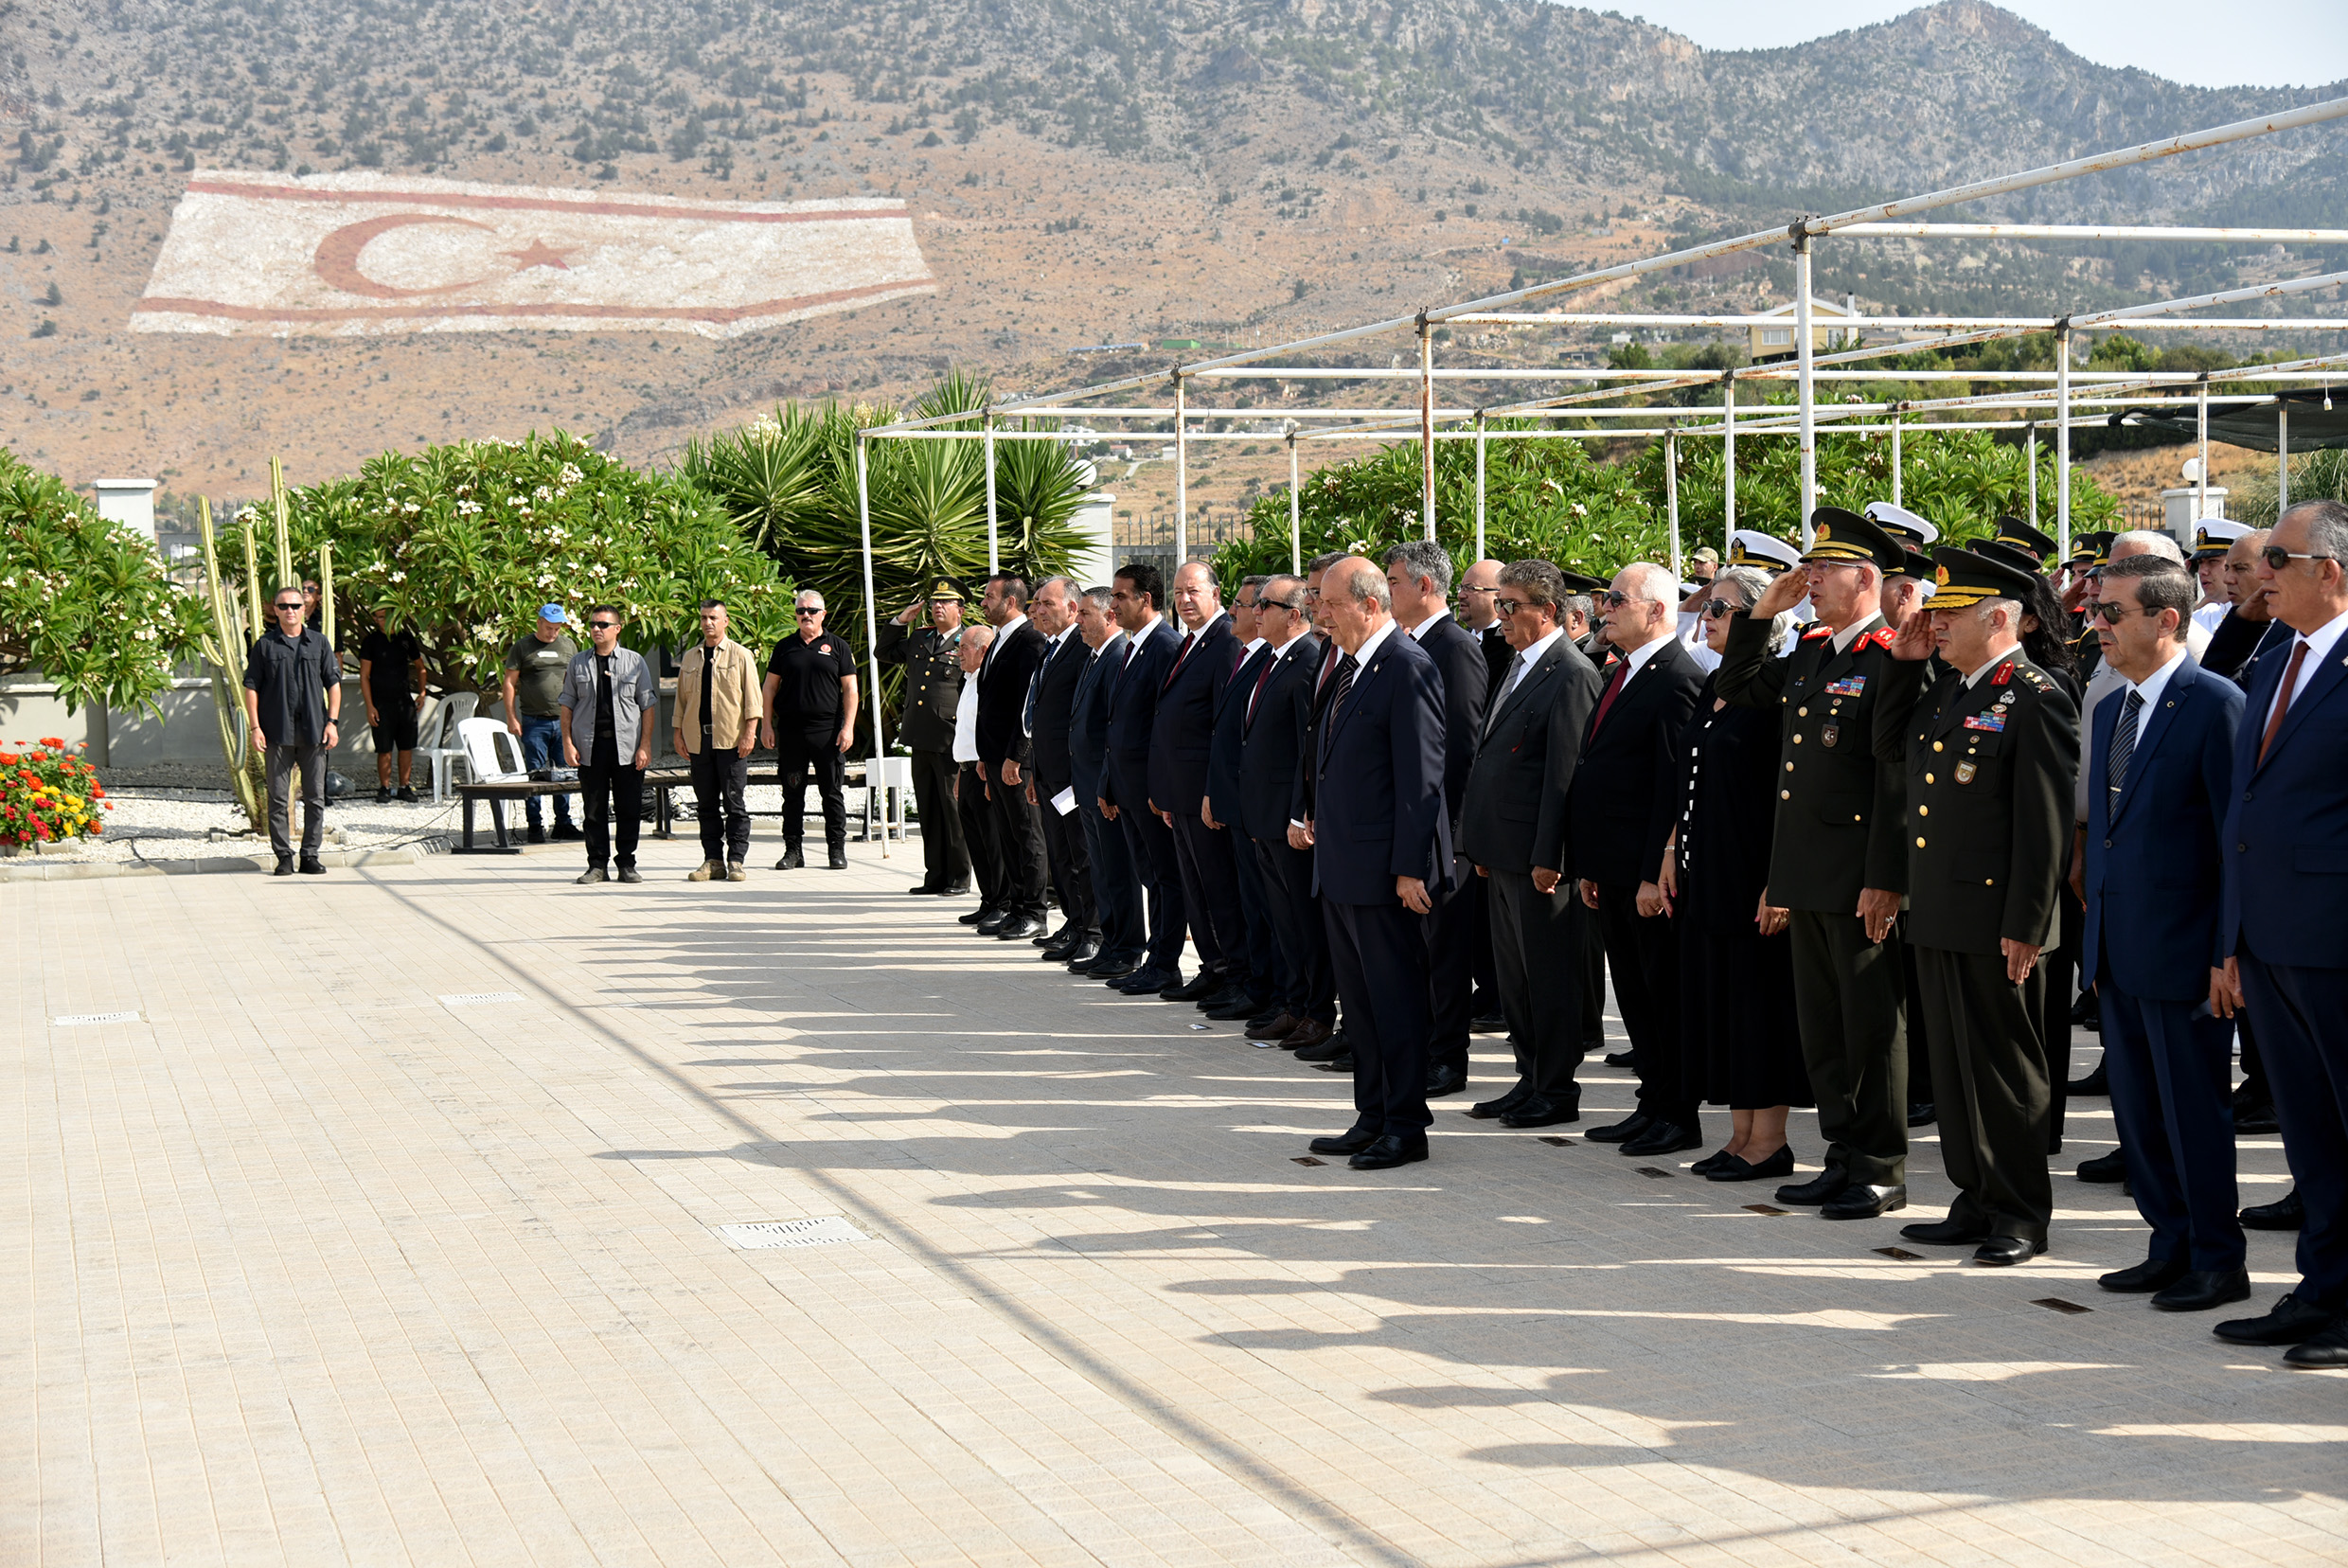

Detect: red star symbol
[502, 240, 572, 271]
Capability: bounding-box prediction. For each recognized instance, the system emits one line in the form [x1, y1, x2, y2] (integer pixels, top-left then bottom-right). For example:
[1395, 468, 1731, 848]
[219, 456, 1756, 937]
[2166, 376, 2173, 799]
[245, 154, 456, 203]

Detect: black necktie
[1328, 652, 1359, 722]
[2108, 688, 2143, 802]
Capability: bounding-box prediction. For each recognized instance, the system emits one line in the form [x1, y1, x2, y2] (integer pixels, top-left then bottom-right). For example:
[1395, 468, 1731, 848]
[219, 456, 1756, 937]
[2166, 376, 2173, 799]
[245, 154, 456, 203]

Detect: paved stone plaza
[6, 836, 2342, 1567]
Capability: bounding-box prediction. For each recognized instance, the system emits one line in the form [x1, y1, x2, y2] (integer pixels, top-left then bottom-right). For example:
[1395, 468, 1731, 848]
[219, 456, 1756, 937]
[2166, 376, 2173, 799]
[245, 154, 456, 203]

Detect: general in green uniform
[1881, 546, 2079, 1266]
[877, 576, 973, 896]
[1717, 508, 1928, 1219]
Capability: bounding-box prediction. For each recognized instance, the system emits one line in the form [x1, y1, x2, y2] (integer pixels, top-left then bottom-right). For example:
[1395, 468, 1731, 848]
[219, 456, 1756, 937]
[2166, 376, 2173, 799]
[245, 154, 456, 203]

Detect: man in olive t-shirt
[502, 604, 579, 842]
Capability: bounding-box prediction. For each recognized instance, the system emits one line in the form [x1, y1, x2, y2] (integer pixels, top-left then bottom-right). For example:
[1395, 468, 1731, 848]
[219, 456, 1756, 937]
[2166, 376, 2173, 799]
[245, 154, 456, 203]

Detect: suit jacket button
[2237, 843, 2248, 852]
[2244, 791, 2253, 802]
[1915, 836, 1927, 847]
[1782, 790, 1791, 799]
[2104, 839, 2112, 849]
[1932, 740, 1944, 752]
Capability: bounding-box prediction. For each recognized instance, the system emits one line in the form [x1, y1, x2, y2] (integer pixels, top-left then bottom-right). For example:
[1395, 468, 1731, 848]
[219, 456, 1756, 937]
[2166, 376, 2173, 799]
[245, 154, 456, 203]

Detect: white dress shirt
[1491, 627, 1565, 718]
[2265, 605, 2348, 733]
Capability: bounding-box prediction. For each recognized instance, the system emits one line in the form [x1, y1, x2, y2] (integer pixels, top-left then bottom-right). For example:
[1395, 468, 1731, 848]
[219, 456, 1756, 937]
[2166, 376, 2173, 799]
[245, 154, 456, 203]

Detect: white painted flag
[133, 169, 935, 339]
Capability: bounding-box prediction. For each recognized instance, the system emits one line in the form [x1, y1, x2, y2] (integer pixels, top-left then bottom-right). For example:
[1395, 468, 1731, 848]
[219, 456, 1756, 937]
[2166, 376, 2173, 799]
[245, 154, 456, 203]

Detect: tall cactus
[195, 497, 265, 829]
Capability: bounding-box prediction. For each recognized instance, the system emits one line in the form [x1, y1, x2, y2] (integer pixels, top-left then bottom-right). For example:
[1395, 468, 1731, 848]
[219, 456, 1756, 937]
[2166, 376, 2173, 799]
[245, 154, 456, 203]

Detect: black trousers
[2236, 947, 2348, 1310]
[778, 726, 846, 851]
[1224, 823, 1280, 1004]
[1325, 897, 1433, 1137]
[2101, 977, 2244, 1272]
[1172, 809, 1244, 982]
[1254, 833, 1335, 1025]
[1580, 901, 1609, 1052]
[909, 748, 969, 891]
[578, 746, 643, 870]
[1423, 848, 1477, 1075]
[1915, 944, 2054, 1243]
[1900, 923, 1933, 1108]
[1038, 787, 1097, 935]
[1593, 882, 1696, 1131]
[1115, 778, 1187, 975]
[2040, 881, 2084, 1149]
[1468, 872, 1499, 1013]
[989, 765, 1049, 918]
[688, 746, 750, 864]
[957, 761, 1003, 909]
[1081, 787, 1145, 963]
[1788, 908, 1911, 1188]
[1488, 870, 1586, 1103]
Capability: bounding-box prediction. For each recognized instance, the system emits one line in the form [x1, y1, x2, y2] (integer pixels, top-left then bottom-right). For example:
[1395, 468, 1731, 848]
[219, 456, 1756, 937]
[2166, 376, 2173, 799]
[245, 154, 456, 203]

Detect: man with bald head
[1459, 558, 1513, 693]
[1153, 561, 1250, 1012]
[1571, 560, 1706, 1156]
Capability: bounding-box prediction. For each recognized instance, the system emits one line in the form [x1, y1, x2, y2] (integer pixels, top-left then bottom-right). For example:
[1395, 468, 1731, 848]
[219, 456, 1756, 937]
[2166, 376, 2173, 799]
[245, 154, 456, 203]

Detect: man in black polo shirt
[761, 589, 860, 869]
[356, 608, 427, 803]
[243, 585, 344, 875]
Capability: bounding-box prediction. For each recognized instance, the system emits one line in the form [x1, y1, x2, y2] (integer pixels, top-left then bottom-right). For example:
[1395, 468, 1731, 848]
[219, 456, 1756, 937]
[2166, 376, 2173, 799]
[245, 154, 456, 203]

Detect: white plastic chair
[455, 716, 528, 782]
[420, 691, 481, 801]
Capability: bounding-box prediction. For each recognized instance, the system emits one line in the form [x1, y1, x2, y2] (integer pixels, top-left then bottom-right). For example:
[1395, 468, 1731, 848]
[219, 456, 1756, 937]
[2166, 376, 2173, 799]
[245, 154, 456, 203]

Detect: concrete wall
[2, 674, 442, 774]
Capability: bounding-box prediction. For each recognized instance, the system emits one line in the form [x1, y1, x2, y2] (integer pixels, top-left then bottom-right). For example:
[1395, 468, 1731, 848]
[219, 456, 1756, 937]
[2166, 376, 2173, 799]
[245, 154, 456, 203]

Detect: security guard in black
[762, 596, 859, 867]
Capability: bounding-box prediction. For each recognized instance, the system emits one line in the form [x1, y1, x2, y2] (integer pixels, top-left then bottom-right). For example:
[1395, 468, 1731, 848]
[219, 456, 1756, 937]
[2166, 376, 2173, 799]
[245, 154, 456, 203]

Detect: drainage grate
[1634, 1166, 1674, 1179]
[716, 1217, 870, 1250]
[2032, 1297, 2093, 1315]
[1291, 1156, 1325, 1167]
[439, 991, 526, 1007]
[1873, 1246, 1925, 1261]
[1743, 1203, 1788, 1216]
[1538, 1135, 1574, 1147]
[52, 1011, 140, 1025]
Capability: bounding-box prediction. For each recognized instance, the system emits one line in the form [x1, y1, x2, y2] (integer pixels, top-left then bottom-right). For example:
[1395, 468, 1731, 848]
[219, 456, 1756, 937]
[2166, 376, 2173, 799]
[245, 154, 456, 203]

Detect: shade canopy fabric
[2116, 387, 2348, 453]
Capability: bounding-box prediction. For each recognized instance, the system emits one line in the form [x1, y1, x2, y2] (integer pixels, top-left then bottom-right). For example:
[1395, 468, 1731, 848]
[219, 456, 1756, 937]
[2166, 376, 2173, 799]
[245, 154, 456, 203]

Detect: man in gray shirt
[560, 603, 660, 885]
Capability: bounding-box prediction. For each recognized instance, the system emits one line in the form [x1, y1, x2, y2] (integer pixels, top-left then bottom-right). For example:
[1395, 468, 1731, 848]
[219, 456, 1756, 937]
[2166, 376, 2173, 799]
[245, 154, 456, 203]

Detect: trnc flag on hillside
[134, 170, 934, 339]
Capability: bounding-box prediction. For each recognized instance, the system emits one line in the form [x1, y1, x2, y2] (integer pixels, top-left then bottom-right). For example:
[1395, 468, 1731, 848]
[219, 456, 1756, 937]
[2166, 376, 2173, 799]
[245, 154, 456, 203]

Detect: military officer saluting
[1717, 508, 1928, 1221]
[878, 577, 974, 896]
[1880, 546, 2078, 1266]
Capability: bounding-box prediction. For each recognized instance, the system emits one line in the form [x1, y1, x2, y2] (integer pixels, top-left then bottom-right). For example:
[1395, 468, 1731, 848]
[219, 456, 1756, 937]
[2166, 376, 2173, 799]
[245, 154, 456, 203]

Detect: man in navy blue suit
[1237, 575, 1334, 1050]
[2215, 499, 2348, 1366]
[1100, 561, 1188, 995]
[1204, 577, 1287, 1027]
[1152, 561, 1248, 1012]
[1067, 588, 1142, 979]
[1299, 558, 1452, 1171]
[2080, 556, 2249, 1312]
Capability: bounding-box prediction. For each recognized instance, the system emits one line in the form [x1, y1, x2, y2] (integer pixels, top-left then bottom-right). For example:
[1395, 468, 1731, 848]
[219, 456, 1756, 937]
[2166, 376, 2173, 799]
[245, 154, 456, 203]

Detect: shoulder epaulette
[1991, 661, 2013, 686]
[1800, 622, 1832, 641]
[1859, 627, 1897, 652]
[2016, 667, 2052, 690]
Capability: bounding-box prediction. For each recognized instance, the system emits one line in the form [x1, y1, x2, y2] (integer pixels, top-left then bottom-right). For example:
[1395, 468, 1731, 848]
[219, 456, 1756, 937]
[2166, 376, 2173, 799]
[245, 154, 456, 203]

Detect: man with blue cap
[503, 603, 580, 843]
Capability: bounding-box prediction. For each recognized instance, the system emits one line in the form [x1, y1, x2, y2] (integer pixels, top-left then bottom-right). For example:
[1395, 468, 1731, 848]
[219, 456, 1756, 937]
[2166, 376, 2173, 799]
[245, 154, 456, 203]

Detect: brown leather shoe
[686, 859, 721, 882]
[1257, 1013, 1303, 1041]
[1281, 1018, 1334, 1051]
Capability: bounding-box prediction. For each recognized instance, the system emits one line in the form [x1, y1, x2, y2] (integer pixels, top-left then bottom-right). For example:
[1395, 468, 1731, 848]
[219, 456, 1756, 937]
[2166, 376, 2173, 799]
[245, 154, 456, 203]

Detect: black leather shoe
[1820, 1181, 1905, 1218]
[1907, 1102, 1937, 1128]
[2074, 1148, 2127, 1183]
[616, 866, 643, 883]
[1621, 1120, 1699, 1157]
[2233, 1103, 2281, 1135]
[1163, 973, 1220, 1003]
[908, 882, 944, 896]
[1349, 1133, 1429, 1170]
[1603, 1049, 1637, 1070]
[1112, 967, 1173, 994]
[1309, 1123, 1380, 1156]
[1082, 954, 1136, 980]
[1200, 989, 1258, 1018]
[1710, 1146, 1798, 1185]
[1312, 1054, 1356, 1073]
[827, 848, 847, 869]
[957, 904, 999, 926]
[1469, 1012, 1508, 1034]
[994, 915, 1047, 940]
[1425, 1063, 1469, 1098]
[1583, 1112, 1652, 1145]
[526, 825, 548, 844]
[2284, 1323, 2348, 1367]
[975, 912, 1013, 935]
[298, 858, 328, 875]
[941, 880, 971, 897]
[1040, 935, 1079, 960]
[2241, 1189, 2304, 1231]
[1690, 1148, 1737, 1177]
[1499, 1095, 1580, 1130]
[274, 858, 296, 876]
[1292, 1031, 1351, 1063]
[2099, 1256, 2189, 1293]
[550, 823, 584, 842]
[1972, 1236, 2046, 1266]
[1777, 1168, 1851, 1206]
[1900, 1216, 1991, 1246]
[2214, 1292, 2339, 1345]
[1033, 922, 1071, 949]
[1468, 1085, 1531, 1120]
[2153, 1268, 2253, 1313]
[774, 846, 805, 870]
[2066, 1058, 2108, 1096]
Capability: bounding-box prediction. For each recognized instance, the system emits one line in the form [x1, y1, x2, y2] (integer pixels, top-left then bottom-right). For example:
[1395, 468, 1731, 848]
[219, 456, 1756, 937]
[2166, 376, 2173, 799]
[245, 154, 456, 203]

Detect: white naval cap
[1864, 500, 1939, 547]
[2192, 519, 2251, 559]
[1727, 529, 1803, 573]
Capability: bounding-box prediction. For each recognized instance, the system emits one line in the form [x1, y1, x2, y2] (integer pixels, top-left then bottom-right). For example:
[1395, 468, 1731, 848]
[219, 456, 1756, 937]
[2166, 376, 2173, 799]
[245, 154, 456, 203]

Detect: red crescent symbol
[313, 214, 498, 298]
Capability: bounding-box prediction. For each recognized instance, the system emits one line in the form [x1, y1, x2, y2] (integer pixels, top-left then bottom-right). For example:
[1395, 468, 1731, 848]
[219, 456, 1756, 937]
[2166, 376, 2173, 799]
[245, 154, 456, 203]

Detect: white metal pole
[1722, 372, 1736, 552]
[2055, 326, 2073, 561]
[1474, 412, 1487, 562]
[984, 413, 1000, 576]
[1288, 434, 1302, 575]
[2027, 423, 2038, 528]
[1173, 375, 1187, 571]
[1419, 323, 1437, 542]
[1795, 239, 1817, 542]
[2197, 378, 2211, 523]
[2279, 401, 2290, 511]
[856, 436, 890, 860]
[1664, 426, 1681, 584]
[1890, 414, 1903, 506]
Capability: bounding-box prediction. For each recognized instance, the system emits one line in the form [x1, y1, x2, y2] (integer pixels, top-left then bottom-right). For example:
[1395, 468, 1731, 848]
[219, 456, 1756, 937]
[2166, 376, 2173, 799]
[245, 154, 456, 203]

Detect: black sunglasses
[274, 600, 305, 611]
[1701, 598, 1742, 620]
[794, 607, 823, 616]
[2262, 545, 2336, 571]
[1600, 590, 1633, 608]
[2089, 601, 2163, 625]
[588, 619, 619, 630]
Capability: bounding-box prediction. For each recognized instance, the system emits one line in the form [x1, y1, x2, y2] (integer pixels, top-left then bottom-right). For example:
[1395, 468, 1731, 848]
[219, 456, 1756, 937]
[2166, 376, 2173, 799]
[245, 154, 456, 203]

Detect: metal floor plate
[715, 1217, 871, 1250]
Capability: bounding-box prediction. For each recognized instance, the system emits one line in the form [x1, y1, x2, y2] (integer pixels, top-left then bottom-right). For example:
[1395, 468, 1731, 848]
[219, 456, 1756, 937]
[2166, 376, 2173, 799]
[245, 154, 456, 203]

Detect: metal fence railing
[1111, 510, 1254, 572]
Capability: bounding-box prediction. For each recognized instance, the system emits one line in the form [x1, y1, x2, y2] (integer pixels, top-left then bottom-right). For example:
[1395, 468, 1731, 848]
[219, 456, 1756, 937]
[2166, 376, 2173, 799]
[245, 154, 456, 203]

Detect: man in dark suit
[1559, 569, 1615, 1059]
[2214, 499, 2348, 1364]
[1386, 541, 1490, 1097]
[1021, 577, 1099, 965]
[1289, 551, 1359, 1063]
[1205, 577, 1286, 1027]
[1068, 588, 1140, 978]
[1238, 575, 1334, 1051]
[1459, 560, 1604, 1128]
[1572, 561, 1705, 1157]
[1458, 557, 1510, 1029]
[1152, 561, 1248, 1012]
[876, 578, 970, 896]
[1716, 509, 1929, 1220]
[2080, 556, 2248, 1311]
[974, 572, 1050, 940]
[1302, 558, 1453, 1170]
[1101, 561, 1187, 994]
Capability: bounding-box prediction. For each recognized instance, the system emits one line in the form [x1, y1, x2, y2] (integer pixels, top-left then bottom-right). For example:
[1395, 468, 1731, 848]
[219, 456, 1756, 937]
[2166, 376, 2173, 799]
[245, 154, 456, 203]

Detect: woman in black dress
[1652, 566, 1811, 1181]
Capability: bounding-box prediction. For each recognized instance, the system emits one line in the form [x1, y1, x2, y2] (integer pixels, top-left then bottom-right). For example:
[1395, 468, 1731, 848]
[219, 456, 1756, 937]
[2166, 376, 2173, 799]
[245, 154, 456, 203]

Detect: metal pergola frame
[844, 93, 2348, 774]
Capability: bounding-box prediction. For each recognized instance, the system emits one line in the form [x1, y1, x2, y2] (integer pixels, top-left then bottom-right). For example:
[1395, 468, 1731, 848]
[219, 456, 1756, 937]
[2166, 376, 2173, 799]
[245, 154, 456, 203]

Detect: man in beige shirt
[673, 598, 763, 882]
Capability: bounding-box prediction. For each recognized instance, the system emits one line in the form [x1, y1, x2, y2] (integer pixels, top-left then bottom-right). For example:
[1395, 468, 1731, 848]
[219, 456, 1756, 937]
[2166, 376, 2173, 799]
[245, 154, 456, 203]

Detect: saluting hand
[1886, 610, 1936, 663]
[1752, 566, 1809, 621]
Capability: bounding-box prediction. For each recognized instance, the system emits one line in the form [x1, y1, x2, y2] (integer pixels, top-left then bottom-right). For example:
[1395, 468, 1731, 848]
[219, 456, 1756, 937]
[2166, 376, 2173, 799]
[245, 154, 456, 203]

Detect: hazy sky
[1609, 2, 2348, 90]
